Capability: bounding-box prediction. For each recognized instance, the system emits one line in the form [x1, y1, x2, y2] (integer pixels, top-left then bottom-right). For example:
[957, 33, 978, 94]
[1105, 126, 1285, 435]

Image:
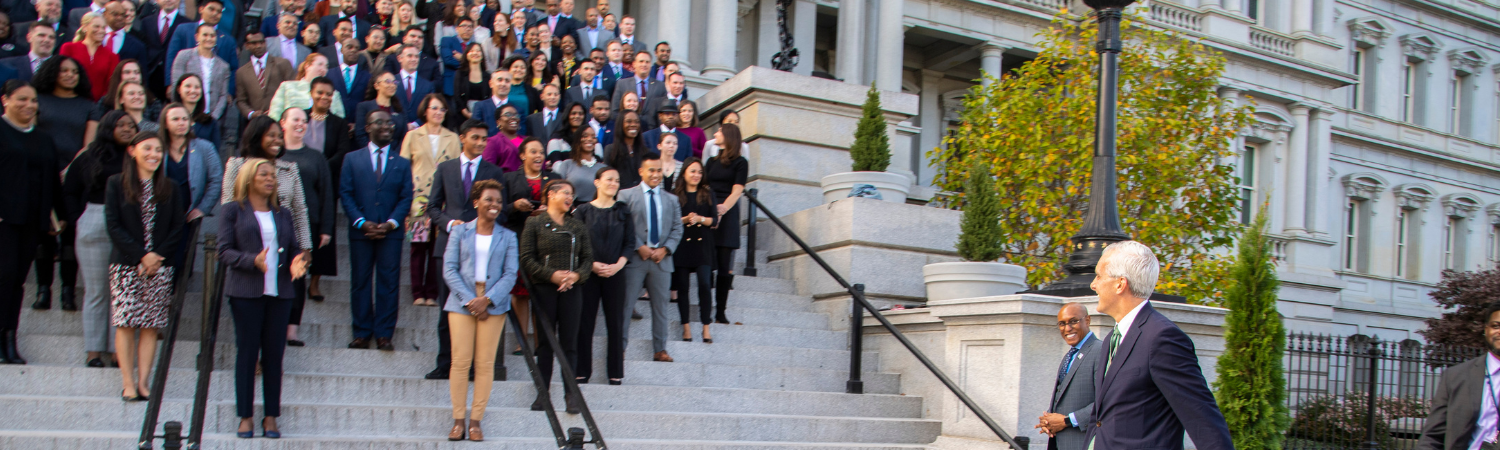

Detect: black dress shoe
[59, 287, 77, 311]
[86, 357, 106, 368]
[309, 295, 325, 302]
[424, 367, 450, 380]
[530, 393, 549, 411]
[286, 340, 305, 347]
[1, 330, 24, 364]
[375, 338, 394, 351]
[0, 332, 10, 364]
[564, 393, 582, 415]
[347, 337, 371, 349]
[631, 310, 642, 320]
[607, 379, 622, 386]
[31, 286, 51, 310]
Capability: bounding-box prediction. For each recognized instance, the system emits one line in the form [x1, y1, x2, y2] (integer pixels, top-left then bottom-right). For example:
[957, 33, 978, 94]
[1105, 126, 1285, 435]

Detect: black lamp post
[1035, 0, 1136, 296]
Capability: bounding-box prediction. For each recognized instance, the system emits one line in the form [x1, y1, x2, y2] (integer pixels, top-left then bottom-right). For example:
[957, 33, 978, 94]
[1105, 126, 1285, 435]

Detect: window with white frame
[1346, 199, 1365, 271]
[1444, 216, 1461, 270]
[1351, 48, 1367, 110]
[1341, 174, 1387, 273]
[1402, 62, 1418, 122]
[1450, 71, 1469, 135]
[1239, 145, 1257, 224]
[1393, 184, 1434, 279]
[1442, 195, 1482, 271]
[1490, 222, 1499, 266]
[1396, 209, 1410, 277]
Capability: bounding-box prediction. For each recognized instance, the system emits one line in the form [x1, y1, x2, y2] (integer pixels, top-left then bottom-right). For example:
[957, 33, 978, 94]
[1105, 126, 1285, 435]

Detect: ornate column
[701, 0, 738, 79]
[1284, 104, 1312, 234]
[918, 69, 944, 186]
[793, 0, 817, 76]
[874, 0, 903, 90]
[835, 0, 865, 84]
[1307, 108, 1334, 236]
[1221, 0, 1240, 13]
[979, 45, 1005, 86]
[1291, 0, 1313, 36]
[657, 0, 693, 71]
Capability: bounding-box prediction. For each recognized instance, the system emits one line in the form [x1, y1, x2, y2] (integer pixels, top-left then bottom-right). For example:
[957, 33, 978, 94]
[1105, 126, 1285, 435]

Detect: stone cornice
[1342, 173, 1388, 201]
[1401, 34, 1444, 62]
[1487, 203, 1500, 225]
[1348, 16, 1392, 48]
[1393, 183, 1436, 210]
[1441, 193, 1481, 219]
[1449, 48, 1489, 74]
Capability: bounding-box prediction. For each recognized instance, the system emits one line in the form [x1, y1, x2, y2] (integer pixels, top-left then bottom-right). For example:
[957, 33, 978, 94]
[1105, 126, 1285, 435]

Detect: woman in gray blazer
[440, 178, 518, 442]
[170, 24, 232, 123]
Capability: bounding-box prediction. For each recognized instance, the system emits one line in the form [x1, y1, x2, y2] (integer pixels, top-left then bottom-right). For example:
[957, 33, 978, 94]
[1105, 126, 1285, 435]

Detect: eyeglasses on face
[1057, 318, 1083, 328]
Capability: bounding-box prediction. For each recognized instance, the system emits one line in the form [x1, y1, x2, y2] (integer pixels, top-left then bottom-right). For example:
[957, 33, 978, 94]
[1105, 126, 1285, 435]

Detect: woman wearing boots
[518, 179, 592, 413]
[703, 124, 748, 325]
[440, 179, 518, 442]
[0, 80, 66, 364]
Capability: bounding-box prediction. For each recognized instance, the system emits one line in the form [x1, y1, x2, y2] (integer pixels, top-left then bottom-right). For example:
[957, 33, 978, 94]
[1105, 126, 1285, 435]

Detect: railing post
[1014, 436, 1029, 450]
[846, 284, 864, 395]
[1363, 338, 1381, 450]
[742, 188, 758, 277]
[160, 422, 182, 450]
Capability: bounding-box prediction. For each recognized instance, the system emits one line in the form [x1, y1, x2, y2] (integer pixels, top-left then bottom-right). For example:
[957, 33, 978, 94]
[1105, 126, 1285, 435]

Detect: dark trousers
[348, 236, 402, 339]
[576, 272, 626, 381]
[288, 278, 306, 326]
[409, 241, 439, 299]
[531, 281, 581, 385]
[0, 224, 41, 330]
[672, 265, 713, 325]
[34, 229, 78, 290]
[229, 295, 292, 418]
[714, 248, 736, 320]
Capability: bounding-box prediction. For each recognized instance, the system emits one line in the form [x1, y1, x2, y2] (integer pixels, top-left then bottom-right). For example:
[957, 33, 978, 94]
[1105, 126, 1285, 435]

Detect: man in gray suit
[1420, 301, 1500, 450]
[266, 13, 310, 67]
[616, 153, 682, 363]
[1037, 302, 1101, 450]
[573, 7, 613, 51]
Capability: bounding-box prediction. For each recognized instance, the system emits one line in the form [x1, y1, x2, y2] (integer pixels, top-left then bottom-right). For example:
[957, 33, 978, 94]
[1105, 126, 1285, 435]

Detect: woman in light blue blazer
[159, 103, 222, 279]
[440, 178, 518, 442]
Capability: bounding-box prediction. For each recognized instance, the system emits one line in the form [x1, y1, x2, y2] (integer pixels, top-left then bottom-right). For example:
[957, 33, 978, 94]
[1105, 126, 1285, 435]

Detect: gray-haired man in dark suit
[1038, 302, 1101, 450]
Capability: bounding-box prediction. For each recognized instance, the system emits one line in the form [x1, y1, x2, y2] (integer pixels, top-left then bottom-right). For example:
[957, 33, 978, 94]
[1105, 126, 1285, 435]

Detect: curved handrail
[742, 189, 1028, 450]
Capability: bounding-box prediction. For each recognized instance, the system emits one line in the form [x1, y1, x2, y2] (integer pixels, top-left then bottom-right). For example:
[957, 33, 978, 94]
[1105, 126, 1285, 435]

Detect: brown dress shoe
[348, 337, 371, 349]
[376, 338, 395, 351]
[653, 351, 673, 362]
[468, 420, 484, 442]
[448, 420, 465, 441]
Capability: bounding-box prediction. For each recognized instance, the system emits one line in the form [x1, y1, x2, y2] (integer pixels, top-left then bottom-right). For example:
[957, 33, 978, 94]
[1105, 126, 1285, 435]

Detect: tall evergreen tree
[850, 82, 891, 172]
[1212, 207, 1289, 450]
[955, 164, 1003, 262]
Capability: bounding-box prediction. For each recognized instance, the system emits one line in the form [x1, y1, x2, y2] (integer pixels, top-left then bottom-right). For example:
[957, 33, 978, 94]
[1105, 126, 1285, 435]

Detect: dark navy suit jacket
[392, 73, 435, 118]
[328, 60, 371, 116]
[216, 201, 301, 299]
[470, 97, 528, 137]
[1084, 302, 1233, 450]
[338, 145, 414, 241]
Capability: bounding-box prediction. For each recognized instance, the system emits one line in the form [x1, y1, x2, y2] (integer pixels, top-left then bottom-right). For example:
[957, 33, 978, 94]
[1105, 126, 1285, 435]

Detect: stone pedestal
[764, 197, 961, 330]
[695, 67, 921, 217]
[865, 295, 1228, 448]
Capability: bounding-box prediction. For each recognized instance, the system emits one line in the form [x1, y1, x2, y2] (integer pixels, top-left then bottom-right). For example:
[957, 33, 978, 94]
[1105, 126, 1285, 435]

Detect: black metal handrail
[741, 189, 1028, 450]
[515, 276, 608, 449]
[136, 222, 204, 449]
[187, 249, 228, 449]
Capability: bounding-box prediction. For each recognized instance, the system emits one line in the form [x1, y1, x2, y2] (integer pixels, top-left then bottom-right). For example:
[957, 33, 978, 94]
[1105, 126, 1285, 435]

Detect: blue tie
[647, 189, 659, 246]
[344, 67, 353, 92]
[1057, 346, 1080, 385]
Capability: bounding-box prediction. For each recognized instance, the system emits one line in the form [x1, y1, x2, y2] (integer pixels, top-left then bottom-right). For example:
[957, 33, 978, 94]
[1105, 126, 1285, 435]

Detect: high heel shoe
[261, 418, 280, 439]
[468, 420, 484, 442]
[448, 420, 466, 441]
[236, 420, 253, 439]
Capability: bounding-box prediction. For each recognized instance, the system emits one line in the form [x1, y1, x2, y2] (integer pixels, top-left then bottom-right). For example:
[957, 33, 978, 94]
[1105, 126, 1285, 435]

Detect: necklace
[311, 112, 329, 121]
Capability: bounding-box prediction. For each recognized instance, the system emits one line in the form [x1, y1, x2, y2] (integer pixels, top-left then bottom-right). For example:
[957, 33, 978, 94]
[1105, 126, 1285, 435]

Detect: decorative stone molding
[1442, 193, 1482, 219]
[737, 0, 756, 32]
[1400, 34, 1443, 62]
[1448, 48, 1489, 75]
[1393, 183, 1435, 211]
[1341, 173, 1388, 202]
[1347, 17, 1391, 48]
[940, 90, 967, 123]
[1247, 120, 1291, 143]
[1488, 203, 1500, 225]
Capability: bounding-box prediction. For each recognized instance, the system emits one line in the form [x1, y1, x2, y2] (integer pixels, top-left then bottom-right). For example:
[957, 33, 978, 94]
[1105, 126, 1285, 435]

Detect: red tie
[104, 31, 115, 50]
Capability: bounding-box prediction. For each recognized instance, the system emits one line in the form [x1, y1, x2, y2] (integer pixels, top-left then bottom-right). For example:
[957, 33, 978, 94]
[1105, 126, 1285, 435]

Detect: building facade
[603, 0, 1500, 340]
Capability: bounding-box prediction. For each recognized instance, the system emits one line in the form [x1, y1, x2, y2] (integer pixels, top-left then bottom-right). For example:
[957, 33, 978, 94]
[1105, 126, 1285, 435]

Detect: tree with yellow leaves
[932, 12, 1255, 304]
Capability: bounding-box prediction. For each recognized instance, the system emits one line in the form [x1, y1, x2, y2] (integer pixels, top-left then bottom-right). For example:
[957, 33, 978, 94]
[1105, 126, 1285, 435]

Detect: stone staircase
[1, 216, 942, 449]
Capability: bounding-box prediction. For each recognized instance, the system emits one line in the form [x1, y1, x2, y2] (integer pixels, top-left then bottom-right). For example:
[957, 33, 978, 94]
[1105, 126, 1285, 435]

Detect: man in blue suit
[587, 95, 613, 146]
[641, 100, 691, 161]
[392, 44, 433, 119]
[328, 37, 369, 115]
[438, 16, 477, 96]
[101, 1, 145, 62]
[339, 109, 413, 352]
[1083, 241, 1233, 450]
[471, 70, 524, 136]
[166, 0, 236, 92]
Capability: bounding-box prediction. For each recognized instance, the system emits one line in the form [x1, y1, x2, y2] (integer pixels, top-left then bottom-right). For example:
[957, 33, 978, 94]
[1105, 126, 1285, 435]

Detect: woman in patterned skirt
[104, 131, 186, 401]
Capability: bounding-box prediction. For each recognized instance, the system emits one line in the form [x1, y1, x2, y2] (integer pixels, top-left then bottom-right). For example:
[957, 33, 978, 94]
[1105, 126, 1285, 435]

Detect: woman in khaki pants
[440, 179, 518, 441]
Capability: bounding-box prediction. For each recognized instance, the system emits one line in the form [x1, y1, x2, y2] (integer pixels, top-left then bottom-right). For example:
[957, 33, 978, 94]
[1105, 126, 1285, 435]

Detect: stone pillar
[1307, 108, 1333, 236]
[1290, 0, 1313, 35]
[658, 0, 692, 71]
[835, 0, 865, 84]
[918, 70, 944, 187]
[1221, 0, 1240, 13]
[979, 45, 1004, 86]
[1284, 104, 1311, 234]
[700, 0, 737, 79]
[756, 0, 778, 68]
[793, 0, 817, 77]
[874, 0, 903, 91]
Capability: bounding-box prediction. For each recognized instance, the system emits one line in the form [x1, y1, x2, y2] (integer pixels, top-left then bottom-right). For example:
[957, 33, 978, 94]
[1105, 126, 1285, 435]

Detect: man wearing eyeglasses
[1036, 303, 1101, 450]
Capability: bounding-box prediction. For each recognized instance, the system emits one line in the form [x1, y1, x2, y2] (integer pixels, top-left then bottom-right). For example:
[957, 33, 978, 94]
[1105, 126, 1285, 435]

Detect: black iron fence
[1283, 332, 1481, 449]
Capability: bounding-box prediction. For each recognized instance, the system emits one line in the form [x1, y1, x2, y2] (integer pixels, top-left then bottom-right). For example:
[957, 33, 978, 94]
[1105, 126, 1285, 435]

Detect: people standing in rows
[104, 130, 185, 402]
[551, 128, 603, 203]
[157, 103, 220, 281]
[670, 157, 716, 343]
[219, 157, 310, 440]
[275, 107, 335, 346]
[704, 124, 748, 324]
[110, 81, 158, 133]
[424, 119, 505, 380]
[518, 178, 591, 413]
[58, 12, 115, 101]
[482, 13, 516, 72]
[170, 74, 220, 146]
[64, 110, 137, 368]
[304, 79, 353, 303]
[402, 93, 461, 307]
[363, 28, 390, 74]
[440, 178, 517, 441]
[610, 51, 653, 114]
[330, 37, 371, 117]
[392, 44, 435, 116]
[499, 55, 537, 115]
[237, 32, 297, 121]
[587, 95, 613, 146]
[618, 153, 682, 363]
[563, 58, 600, 109]
[642, 100, 690, 162]
[544, 101, 586, 162]
[354, 70, 407, 147]
[0, 80, 66, 364]
[165, 0, 237, 92]
[170, 24, 231, 131]
[339, 109, 413, 351]
[269, 52, 346, 120]
[268, 14, 311, 66]
[0, 24, 57, 83]
[603, 109, 642, 189]
[571, 166, 629, 384]
[299, 24, 322, 54]
[439, 15, 477, 96]
[501, 137, 558, 353]
[481, 103, 523, 171]
[34, 55, 93, 156]
[527, 82, 561, 138]
[553, 34, 580, 80]
[384, 26, 441, 87]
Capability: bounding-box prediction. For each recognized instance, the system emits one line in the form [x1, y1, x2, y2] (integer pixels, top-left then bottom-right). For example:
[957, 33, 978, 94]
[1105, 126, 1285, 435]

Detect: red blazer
[59, 42, 119, 101]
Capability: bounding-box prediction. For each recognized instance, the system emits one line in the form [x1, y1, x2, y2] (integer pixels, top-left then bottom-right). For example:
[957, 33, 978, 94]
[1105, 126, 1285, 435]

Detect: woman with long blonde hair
[59, 12, 118, 100]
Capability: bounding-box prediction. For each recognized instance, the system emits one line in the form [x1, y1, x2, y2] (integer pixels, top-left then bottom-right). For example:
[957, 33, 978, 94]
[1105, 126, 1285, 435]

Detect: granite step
[0, 430, 930, 449]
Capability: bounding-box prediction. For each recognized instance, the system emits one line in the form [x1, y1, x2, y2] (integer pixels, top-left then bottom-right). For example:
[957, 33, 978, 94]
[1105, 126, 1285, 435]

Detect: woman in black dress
[29, 57, 90, 311]
[703, 124, 748, 324]
[0, 81, 66, 364]
[570, 167, 632, 385]
[602, 110, 644, 189]
[671, 158, 717, 342]
[451, 42, 489, 129]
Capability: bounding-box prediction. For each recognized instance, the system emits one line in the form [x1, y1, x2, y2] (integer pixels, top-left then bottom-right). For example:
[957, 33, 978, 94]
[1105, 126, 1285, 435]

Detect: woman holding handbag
[400, 93, 461, 307]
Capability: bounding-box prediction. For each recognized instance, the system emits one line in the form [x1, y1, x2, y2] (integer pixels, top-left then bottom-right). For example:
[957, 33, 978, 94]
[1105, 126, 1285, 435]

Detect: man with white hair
[1083, 241, 1232, 450]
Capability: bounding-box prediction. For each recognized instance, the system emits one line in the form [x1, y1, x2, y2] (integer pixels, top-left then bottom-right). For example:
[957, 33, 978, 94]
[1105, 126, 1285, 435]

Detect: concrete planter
[820, 171, 911, 204]
[921, 262, 1028, 302]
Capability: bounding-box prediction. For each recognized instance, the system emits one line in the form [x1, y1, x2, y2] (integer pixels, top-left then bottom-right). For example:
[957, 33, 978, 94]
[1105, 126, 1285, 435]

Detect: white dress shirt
[105, 27, 125, 53]
[474, 233, 492, 280]
[157, 9, 177, 37]
[1474, 353, 1500, 450]
[280, 35, 298, 61]
[198, 54, 215, 81]
[641, 182, 663, 247]
[1114, 300, 1149, 342]
[253, 210, 280, 296]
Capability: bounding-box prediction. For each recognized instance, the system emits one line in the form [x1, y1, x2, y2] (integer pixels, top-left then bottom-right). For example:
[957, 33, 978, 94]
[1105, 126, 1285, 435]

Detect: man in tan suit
[235, 32, 295, 120]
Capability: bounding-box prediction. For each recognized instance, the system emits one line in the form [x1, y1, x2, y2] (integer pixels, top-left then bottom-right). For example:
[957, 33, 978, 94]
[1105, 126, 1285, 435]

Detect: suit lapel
[1099, 303, 1154, 397]
[1055, 336, 1098, 407]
